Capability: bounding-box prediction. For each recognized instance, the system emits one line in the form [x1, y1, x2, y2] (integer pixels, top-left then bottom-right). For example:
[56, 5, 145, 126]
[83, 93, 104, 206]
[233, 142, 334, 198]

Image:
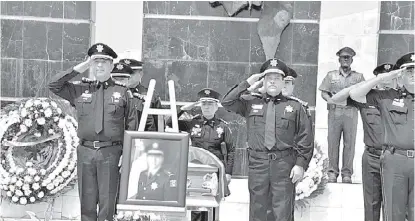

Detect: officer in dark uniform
[48, 43, 137, 221]
[318, 47, 365, 183]
[349, 52, 414, 221]
[133, 142, 178, 201]
[166, 88, 235, 221]
[119, 58, 162, 131]
[331, 63, 395, 221]
[111, 61, 156, 131]
[222, 58, 313, 221]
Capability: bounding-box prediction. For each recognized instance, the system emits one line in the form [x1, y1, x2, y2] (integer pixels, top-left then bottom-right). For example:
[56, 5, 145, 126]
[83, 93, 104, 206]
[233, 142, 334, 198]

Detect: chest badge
[81, 90, 91, 99]
[112, 92, 122, 103]
[151, 182, 158, 190]
[285, 105, 293, 113]
[191, 125, 202, 136]
[216, 127, 224, 138]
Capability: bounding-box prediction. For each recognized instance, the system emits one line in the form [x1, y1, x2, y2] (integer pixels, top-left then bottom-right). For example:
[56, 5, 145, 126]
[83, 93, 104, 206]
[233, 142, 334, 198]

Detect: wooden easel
[137, 79, 179, 132]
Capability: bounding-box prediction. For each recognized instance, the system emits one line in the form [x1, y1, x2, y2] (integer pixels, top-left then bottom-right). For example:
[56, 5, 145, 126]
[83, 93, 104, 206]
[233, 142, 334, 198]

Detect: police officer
[318, 47, 365, 183]
[331, 63, 395, 221]
[133, 142, 178, 201]
[349, 52, 414, 221]
[48, 43, 137, 221]
[222, 58, 313, 221]
[166, 88, 235, 221]
[119, 58, 162, 131]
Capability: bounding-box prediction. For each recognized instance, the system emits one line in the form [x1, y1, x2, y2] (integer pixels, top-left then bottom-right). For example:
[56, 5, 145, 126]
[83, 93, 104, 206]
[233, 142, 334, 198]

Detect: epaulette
[114, 81, 127, 87]
[132, 92, 146, 100]
[192, 114, 202, 119]
[81, 77, 96, 84]
[217, 118, 229, 125]
[287, 96, 309, 107]
[72, 81, 81, 84]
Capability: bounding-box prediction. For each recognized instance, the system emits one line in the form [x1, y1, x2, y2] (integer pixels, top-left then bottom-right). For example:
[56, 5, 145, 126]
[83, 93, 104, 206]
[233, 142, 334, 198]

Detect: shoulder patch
[218, 118, 229, 125]
[114, 81, 127, 87]
[132, 92, 146, 100]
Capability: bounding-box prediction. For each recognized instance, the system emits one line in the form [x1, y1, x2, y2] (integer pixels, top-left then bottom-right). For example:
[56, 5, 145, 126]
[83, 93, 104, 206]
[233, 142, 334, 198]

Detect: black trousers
[362, 148, 383, 221]
[77, 145, 122, 221]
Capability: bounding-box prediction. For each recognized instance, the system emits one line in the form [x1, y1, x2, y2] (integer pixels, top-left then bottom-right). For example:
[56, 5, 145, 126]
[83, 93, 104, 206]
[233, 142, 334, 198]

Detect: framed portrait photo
[118, 131, 189, 210]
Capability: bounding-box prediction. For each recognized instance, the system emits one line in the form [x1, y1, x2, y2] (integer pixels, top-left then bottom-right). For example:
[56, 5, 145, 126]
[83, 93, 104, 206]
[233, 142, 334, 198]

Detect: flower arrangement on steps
[0, 98, 78, 205]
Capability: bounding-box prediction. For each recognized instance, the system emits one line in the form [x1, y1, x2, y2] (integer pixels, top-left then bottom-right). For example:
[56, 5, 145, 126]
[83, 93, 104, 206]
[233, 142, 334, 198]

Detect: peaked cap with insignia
[111, 63, 133, 77]
[259, 58, 289, 77]
[373, 63, 394, 75]
[395, 52, 415, 69]
[336, 47, 356, 57]
[119, 59, 143, 70]
[88, 43, 117, 60]
[285, 67, 298, 81]
[147, 142, 164, 156]
[197, 88, 221, 102]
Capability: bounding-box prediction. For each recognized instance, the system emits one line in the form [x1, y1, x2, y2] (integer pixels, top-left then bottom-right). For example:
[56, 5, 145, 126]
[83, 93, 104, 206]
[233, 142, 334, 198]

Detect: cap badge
[270, 59, 278, 67]
[204, 89, 210, 95]
[116, 64, 123, 70]
[96, 44, 104, 53]
[384, 64, 391, 70]
[124, 59, 131, 65]
[411, 54, 415, 62]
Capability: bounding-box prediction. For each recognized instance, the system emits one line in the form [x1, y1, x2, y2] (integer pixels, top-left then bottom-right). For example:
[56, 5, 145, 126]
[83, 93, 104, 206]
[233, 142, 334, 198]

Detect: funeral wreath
[0, 98, 78, 204]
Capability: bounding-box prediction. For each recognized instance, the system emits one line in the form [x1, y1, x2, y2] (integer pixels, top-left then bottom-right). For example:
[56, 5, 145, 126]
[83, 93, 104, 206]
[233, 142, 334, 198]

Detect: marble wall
[0, 1, 92, 100]
[142, 1, 321, 177]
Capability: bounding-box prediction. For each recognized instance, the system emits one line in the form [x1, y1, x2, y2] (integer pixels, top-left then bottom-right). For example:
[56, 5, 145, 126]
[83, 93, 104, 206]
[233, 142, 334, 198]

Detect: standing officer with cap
[119, 58, 162, 131]
[48, 43, 137, 221]
[318, 46, 365, 183]
[330, 63, 395, 221]
[349, 52, 414, 221]
[222, 58, 313, 221]
[166, 88, 234, 221]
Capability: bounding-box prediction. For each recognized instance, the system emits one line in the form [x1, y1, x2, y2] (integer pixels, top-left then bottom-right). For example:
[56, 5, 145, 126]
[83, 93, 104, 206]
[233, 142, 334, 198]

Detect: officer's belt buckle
[268, 153, 277, 160]
[407, 150, 414, 158]
[93, 141, 100, 149]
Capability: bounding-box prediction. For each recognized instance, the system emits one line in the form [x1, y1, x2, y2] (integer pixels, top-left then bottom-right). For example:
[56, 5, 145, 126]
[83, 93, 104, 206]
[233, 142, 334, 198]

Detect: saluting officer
[119, 59, 162, 131]
[48, 43, 137, 221]
[166, 88, 234, 221]
[318, 47, 365, 183]
[349, 52, 414, 221]
[222, 58, 313, 221]
[331, 63, 395, 221]
[133, 142, 178, 201]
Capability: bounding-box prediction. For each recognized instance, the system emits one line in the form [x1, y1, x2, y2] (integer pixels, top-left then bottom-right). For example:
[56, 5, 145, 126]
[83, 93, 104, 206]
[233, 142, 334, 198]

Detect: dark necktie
[94, 83, 104, 134]
[264, 99, 276, 150]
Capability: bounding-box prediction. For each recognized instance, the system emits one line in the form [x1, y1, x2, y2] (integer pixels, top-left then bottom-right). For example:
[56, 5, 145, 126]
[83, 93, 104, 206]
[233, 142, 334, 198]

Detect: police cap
[259, 58, 289, 77]
[395, 52, 415, 69]
[336, 47, 356, 57]
[119, 59, 143, 70]
[197, 88, 221, 102]
[111, 63, 133, 77]
[88, 43, 117, 60]
[147, 142, 164, 156]
[373, 63, 394, 75]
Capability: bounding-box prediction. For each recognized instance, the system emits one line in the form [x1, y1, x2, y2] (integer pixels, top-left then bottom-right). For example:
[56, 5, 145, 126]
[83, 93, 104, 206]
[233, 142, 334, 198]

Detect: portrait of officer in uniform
[130, 142, 178, 201]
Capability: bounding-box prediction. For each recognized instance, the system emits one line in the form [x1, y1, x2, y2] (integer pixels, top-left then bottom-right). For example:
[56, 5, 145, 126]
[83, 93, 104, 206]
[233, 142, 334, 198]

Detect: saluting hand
[180, 101, 199, 111]
[380, 68, 404, 83]
[247, 72, 266, 85]
[290, 165, 304, 183]
[247, 79, 264, 92]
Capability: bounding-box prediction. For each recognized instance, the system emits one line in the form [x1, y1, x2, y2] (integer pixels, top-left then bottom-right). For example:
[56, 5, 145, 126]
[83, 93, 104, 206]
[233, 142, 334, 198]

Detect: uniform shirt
[167, 113, 235, 174]
[134, 169, 178, 201]
[222, 81, 313, 169]
[319, 69, 365, 106]
[365, 88, 414, 150]
[348, 97, 383, 148]
[129, 84, 161, 131]
[48, 68, 137, 141]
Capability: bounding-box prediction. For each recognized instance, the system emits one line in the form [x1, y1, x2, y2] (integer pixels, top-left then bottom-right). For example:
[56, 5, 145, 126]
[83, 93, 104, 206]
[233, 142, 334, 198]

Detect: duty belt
[366, 146, 382, 156]
[248, 148, 294, 160]
[81, 140, 122, 149]
[385, 146, 414, 158]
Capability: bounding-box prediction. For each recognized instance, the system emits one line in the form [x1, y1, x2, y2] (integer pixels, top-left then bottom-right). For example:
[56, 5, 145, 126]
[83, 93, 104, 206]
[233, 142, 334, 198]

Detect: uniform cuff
[295, 157, 308, 169]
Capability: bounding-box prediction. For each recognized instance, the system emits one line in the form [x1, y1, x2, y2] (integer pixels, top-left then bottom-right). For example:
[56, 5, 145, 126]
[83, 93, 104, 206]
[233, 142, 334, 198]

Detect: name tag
[252, 104, 263, 109]
[392, 100, 404, 107]
[81, 93, 91, 98]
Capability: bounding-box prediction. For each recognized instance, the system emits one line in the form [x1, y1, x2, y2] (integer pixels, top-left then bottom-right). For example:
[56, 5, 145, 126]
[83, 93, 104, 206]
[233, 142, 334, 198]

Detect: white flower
[54, 117, 59, 122]
[62, 171, 71, 178]
[51, 101, 57, 108]
[22, 184, 30, 191]
[24, 119, 32, 127]
[53, 180, 60, 187]
[34, 132, 41, 137]
[124, 211, 133, 219]
[34, 100, 41, 106]
[12, 196, 18, 202]
[58, 120, 66, 128]
[24, 190, 31, 196]
[40, 169, 46, 175]
[34, 176, 40, 182]
[9, 185, 15, 192]
[29, 197, 36, 203]
[48, 129, 54, 134]
[133, 212, 141, 220]
[34, 113, 39, 118]
[6, 191, 12, 197]
[20, 108, 28, 117]
[19, 124, 28, 133]
[57, 108, 62, 114]
[37, 117, 46, 125]
[42, 102, 50, 109]
[15, 190, 23, 196]
[15, 180, 23, 187]
[26, 162, 33, 167]
[20, 197, 27, 205]
[17, 168, 24, 174]
[46, 183, 54, 190]
[32, 183, 40, 190]
[116, 212, 124, 219]
[38, 191, 44, 198]
[3, 176, 11, 184]
[3, 185, 8, 190]
[25, 100, 34, 108]
[28, 168, 37, 176]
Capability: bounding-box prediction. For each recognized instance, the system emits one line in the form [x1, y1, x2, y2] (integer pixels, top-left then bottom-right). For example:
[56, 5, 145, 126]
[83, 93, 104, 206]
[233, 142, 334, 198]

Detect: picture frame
[118, 131, 189, 209]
